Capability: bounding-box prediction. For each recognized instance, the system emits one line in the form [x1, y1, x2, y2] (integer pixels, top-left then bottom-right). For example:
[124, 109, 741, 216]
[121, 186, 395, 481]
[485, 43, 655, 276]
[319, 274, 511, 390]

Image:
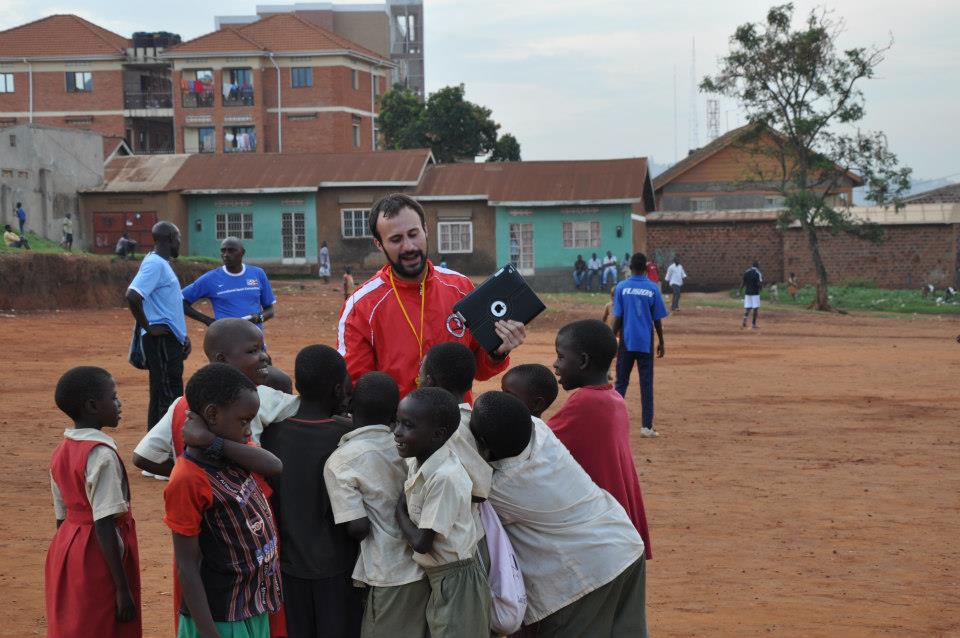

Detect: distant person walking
[15, 202, 25, 235]
[60, 213, 74, 251]
[646, 259, 660, 285]
[739, 261, 764, 329]
[665, 257, 687, 311]
[318, 240, 331, 283]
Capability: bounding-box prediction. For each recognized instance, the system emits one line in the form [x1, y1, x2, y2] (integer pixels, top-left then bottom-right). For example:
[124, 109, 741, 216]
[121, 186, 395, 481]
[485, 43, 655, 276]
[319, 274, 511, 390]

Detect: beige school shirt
[404, 445, 481, 568]
[450, 403, 493, 500]
[488, 417, 645, 624]
[323, 425, 424, 587]
[133, 385, 299, 464]
[51, 428, 129, 522]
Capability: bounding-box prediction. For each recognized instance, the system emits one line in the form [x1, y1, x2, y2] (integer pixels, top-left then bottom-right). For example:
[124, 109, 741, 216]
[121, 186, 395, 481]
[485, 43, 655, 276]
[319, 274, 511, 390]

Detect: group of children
[45, 315, 653, 638]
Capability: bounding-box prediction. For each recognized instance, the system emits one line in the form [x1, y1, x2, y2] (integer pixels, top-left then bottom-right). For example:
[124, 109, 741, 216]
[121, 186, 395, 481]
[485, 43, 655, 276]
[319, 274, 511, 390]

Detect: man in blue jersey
[611, 252, 668, 438]
[182, 237, 277, 332]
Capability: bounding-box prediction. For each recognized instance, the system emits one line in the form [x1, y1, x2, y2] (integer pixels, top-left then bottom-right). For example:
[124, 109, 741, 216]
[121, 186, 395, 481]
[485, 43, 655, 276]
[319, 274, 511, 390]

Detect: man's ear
[373, 237, 383, 252]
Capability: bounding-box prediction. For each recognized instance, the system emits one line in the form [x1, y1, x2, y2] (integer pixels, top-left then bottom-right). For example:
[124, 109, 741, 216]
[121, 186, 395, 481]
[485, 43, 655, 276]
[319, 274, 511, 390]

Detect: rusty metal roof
[84, 154, 192, 193]
[414, 158, 655, 209]
[166, 149, 433, 193]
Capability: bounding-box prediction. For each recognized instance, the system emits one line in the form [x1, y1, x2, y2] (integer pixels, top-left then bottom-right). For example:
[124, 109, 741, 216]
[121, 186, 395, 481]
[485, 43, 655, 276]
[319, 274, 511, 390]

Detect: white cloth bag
[480, 501, 527, 635]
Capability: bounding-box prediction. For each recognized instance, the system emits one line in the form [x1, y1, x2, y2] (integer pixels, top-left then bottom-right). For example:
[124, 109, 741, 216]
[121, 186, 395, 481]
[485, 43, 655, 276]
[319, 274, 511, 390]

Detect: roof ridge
[242, 12, 388, 61]
[224, 24, 269, 51]
[68, 14, 129, 53]
[652, 123, 755, 189]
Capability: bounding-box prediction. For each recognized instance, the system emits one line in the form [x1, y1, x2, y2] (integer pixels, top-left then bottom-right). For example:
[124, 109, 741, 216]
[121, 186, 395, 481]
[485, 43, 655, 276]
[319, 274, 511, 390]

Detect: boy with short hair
[470, 391, 648, 637]
[324, 372, 430, 638]
[500, 363, 559, 420]
[551, 319, 653, 560]
[394, 387, 490, 638]
[164, 363, 283, 638]
[260, 345, 360, 638]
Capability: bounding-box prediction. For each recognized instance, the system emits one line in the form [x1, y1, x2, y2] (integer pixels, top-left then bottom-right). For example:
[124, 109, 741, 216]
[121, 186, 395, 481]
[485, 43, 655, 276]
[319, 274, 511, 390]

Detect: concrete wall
[0, 124, 104, 246]
[186, 193, 318, 263]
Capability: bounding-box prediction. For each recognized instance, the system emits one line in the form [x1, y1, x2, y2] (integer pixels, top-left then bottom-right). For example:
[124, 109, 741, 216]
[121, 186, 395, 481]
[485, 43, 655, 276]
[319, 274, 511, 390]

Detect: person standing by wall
[738, 261, 764, 329]
[318, 240, 331, 283]
[60, 213, 74, 251]
[664, 256, 687, 311]
[15, 202, 26, 235]
[125, 222, 191, 432]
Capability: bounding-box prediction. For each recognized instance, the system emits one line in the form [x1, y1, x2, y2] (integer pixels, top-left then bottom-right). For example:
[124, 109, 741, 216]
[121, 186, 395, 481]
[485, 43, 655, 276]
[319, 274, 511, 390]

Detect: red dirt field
[1, 280, 957, 637]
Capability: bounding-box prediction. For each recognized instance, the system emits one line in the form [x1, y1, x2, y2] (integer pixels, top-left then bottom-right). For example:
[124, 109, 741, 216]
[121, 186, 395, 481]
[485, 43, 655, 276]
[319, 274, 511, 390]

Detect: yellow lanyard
[389, 267, 428, 368]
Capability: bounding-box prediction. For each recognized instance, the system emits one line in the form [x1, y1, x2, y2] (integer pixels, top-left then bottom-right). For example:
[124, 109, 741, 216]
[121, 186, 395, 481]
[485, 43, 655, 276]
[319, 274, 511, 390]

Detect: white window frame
[690, 197, 716, 212]
[215, 212, 254, 240]
[66, 71, 92, 92]
[562, 220, 601, 248]
[0, 73, 14, 93]
[437, 221, 473, 254]
[281, 211, 307, 262]
[341, 208, 372, 238]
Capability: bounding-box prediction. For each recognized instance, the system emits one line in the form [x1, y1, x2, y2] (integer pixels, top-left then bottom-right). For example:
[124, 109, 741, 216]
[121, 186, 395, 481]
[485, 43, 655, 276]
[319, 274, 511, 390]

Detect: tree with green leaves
[377, 84, 518, 163]
[701, 3, 911, 310]
[488, 133, 521, 162]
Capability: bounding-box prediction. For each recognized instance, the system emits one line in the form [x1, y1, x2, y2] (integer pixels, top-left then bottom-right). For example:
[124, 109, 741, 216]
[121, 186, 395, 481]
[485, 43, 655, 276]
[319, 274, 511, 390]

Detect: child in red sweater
[550, 319, 652, 559]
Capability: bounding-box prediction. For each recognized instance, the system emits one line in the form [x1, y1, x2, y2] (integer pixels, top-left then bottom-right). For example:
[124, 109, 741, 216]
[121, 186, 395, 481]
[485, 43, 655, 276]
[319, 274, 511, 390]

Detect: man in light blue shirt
[126, 221, 191, 431]
[182, 237, 277, 331]
[612, 252, 668, 437]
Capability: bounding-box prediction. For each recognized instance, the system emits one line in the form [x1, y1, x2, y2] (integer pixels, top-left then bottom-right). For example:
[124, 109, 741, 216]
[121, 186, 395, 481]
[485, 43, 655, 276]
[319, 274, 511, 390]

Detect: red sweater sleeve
[338, 297, 377, 387]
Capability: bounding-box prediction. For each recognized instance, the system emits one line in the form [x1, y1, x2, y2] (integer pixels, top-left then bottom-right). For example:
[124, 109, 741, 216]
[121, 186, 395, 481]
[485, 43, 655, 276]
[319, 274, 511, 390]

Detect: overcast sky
[2, 0, 957, 179]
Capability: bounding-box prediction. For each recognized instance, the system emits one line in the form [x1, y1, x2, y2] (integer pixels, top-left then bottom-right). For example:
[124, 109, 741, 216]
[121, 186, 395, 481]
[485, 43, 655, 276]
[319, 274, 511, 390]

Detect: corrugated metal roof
[414, 158, 654, 209]
[0, 15, 128, 59]
[647, 205, 960, 225]
[902, 183, 960, 205]
[84, 155, 192, 193]
[167, 149, 432, 192]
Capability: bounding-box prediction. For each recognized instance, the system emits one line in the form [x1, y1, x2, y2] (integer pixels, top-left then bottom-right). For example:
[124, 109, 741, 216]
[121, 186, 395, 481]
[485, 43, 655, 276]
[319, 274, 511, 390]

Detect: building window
[438, 221, 473, 253]
[562, 221, 601, 248]
[341, 208, 372, 238]
[215, 212, 254, 240]
[281, 212, 307, 259]
[352, 116, 361, 148]
[352, 69, 359, 90]
[182, 69, 214, 107]
[223, 68, 254, 106]
[291, 67, 313, 88]
[373, 120, 380, 151]
[690, 197, 716, 212]
[0, 73, 14, 93]
[763, 196, 786, 208]
[198, 127, 215, 153]
[224, 126, 256, 153]
[66, 71, 93, 92]
[372, 73, 378, 97]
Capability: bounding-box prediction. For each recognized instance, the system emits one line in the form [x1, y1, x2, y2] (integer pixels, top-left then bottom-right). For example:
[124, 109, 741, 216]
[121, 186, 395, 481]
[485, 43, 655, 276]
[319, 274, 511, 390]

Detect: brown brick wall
[647, 219, 960, 291]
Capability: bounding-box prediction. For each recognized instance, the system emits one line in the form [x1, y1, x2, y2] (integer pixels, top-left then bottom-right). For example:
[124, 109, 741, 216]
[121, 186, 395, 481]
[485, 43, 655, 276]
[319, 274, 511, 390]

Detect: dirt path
[1, 282, 957, 636]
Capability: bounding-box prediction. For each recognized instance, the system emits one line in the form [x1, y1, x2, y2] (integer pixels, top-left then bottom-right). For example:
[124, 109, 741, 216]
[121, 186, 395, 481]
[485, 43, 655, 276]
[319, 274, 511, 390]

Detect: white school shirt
[450, 403, 493, 500]
[404, 445, 481, 568]
[488, 417, 645, 624]
[323, 425, 425, 587]
[51, 428, 129, 522]
[665, 263, 688, 287]
[133, 385, 299, 464]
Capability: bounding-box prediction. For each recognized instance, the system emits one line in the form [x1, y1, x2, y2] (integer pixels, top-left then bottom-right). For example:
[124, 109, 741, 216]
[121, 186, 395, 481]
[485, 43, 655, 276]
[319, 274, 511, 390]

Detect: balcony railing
[223, 87, 255, 107]
[124, 91, 173, 109]
[182, 90, 214, 108]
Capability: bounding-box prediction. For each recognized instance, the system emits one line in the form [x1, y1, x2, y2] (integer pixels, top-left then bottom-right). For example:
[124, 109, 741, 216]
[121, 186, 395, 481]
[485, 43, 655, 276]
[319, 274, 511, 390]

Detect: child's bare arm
[132, 453, 174, 477]
[344, 517, 371, 541]
[173, 533, 220, 638]
[181, 412, 283, 476]
[395, 495, 435, 554]
[93, 517, 136, 622]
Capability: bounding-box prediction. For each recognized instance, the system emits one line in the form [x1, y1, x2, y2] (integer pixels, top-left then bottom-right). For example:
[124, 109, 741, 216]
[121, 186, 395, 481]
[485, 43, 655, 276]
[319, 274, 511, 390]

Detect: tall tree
[701, 4, 911, 310]
[378, 84, 514, 163]
[488, 133, 522, 162]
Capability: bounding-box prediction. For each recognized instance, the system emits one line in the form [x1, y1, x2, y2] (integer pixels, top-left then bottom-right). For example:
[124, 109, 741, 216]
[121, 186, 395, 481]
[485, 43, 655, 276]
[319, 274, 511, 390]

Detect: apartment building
[0, 15, 178, 156]
[165, 13, 392, 155]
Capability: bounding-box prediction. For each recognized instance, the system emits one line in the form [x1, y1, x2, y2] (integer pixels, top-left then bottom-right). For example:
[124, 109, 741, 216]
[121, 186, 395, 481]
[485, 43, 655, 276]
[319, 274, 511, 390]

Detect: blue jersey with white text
[612, 275, 669, 353]
[182, 265, 276, 324]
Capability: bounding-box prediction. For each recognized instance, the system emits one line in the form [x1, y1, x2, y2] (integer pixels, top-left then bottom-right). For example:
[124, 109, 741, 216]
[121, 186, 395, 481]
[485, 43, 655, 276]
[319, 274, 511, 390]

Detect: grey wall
[0, 125, 104, 246]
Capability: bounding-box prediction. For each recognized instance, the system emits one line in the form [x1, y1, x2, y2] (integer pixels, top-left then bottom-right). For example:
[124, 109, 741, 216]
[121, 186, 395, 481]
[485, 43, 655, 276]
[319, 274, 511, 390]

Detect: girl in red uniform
[45, 366, 140, 638]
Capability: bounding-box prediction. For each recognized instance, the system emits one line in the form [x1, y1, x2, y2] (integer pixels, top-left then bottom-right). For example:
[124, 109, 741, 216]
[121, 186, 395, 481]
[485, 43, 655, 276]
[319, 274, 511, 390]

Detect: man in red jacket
[337, 193, 526, 398]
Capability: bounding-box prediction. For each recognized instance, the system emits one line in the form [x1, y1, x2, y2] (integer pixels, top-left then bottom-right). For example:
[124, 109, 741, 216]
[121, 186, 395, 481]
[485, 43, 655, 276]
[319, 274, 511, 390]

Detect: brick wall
[647, 219, 960, 290]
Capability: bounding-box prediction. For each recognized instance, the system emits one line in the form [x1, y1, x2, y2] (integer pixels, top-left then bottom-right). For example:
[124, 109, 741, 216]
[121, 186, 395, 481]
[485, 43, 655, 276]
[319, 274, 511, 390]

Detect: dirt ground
[1, 280, 958, 637]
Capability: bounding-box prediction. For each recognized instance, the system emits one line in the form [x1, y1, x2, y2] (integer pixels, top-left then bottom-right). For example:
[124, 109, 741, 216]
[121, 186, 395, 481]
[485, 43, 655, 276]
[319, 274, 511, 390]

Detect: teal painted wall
[187, 193, 317, 262]
[495, 205, 633, 271]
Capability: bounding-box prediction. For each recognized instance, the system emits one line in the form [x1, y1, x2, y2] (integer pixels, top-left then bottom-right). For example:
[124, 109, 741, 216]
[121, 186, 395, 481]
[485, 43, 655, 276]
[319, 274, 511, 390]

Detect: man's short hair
[54, 366, 113, 420]
[422, 342, 476, 395]
[503, 364, 559, 408]
[405, 387, 460, 436]
[352, 372, 400, 425]
[471, 391, 532, 459]
[368, 193, 426, 242]
[151, 221, 179, 241]
[630, 252, 647, 272]
[557, 319, 618, 371]
[295, 345, 347, 401]
[185, 363, 257, 415]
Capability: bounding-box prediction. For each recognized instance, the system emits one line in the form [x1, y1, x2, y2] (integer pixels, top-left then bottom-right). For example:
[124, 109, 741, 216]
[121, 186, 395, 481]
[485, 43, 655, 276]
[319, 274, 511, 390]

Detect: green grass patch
[726, 284, 960, 315]
[0, 231, 84, 254]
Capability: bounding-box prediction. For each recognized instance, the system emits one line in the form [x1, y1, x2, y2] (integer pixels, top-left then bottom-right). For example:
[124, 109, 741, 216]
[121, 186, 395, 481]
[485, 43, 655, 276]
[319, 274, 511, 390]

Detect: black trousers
[614, 344, 655, 429]
[282, 571, 362, 638]
[142, 332, 184, 430]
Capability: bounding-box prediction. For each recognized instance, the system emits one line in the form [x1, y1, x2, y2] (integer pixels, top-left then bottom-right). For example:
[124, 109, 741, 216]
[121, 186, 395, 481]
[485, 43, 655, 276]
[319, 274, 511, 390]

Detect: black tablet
[453, 264, 546, 354]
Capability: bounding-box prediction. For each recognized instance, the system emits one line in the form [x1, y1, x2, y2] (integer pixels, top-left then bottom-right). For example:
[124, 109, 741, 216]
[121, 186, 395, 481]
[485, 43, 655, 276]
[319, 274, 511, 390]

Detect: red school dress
[44, 432, 141, 638]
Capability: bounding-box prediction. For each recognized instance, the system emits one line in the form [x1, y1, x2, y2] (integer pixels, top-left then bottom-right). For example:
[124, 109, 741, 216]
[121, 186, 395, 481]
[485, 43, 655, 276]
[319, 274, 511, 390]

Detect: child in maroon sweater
[550, 319, 652, 559]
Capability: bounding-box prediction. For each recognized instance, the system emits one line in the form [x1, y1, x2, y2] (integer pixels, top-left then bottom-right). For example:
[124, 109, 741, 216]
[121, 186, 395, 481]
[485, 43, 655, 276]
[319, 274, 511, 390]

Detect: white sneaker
[141, 470, 156, 478]
[640, 427, 660, 438]
[154, 473, 169, 481]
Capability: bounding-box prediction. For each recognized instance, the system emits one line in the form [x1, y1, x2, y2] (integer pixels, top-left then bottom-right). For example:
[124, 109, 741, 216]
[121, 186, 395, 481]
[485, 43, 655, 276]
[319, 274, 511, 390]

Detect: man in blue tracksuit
[612, 252, 668, 438]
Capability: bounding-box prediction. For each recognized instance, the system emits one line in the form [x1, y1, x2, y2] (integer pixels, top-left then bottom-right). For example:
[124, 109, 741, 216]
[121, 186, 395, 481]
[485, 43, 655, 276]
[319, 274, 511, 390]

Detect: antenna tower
[706, 98, 720, 140]
[688, 37, 699, 152]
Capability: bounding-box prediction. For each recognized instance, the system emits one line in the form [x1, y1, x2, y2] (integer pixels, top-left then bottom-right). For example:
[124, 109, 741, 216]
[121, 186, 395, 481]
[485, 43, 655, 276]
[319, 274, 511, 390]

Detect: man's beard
[387, 249, 427, 279]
